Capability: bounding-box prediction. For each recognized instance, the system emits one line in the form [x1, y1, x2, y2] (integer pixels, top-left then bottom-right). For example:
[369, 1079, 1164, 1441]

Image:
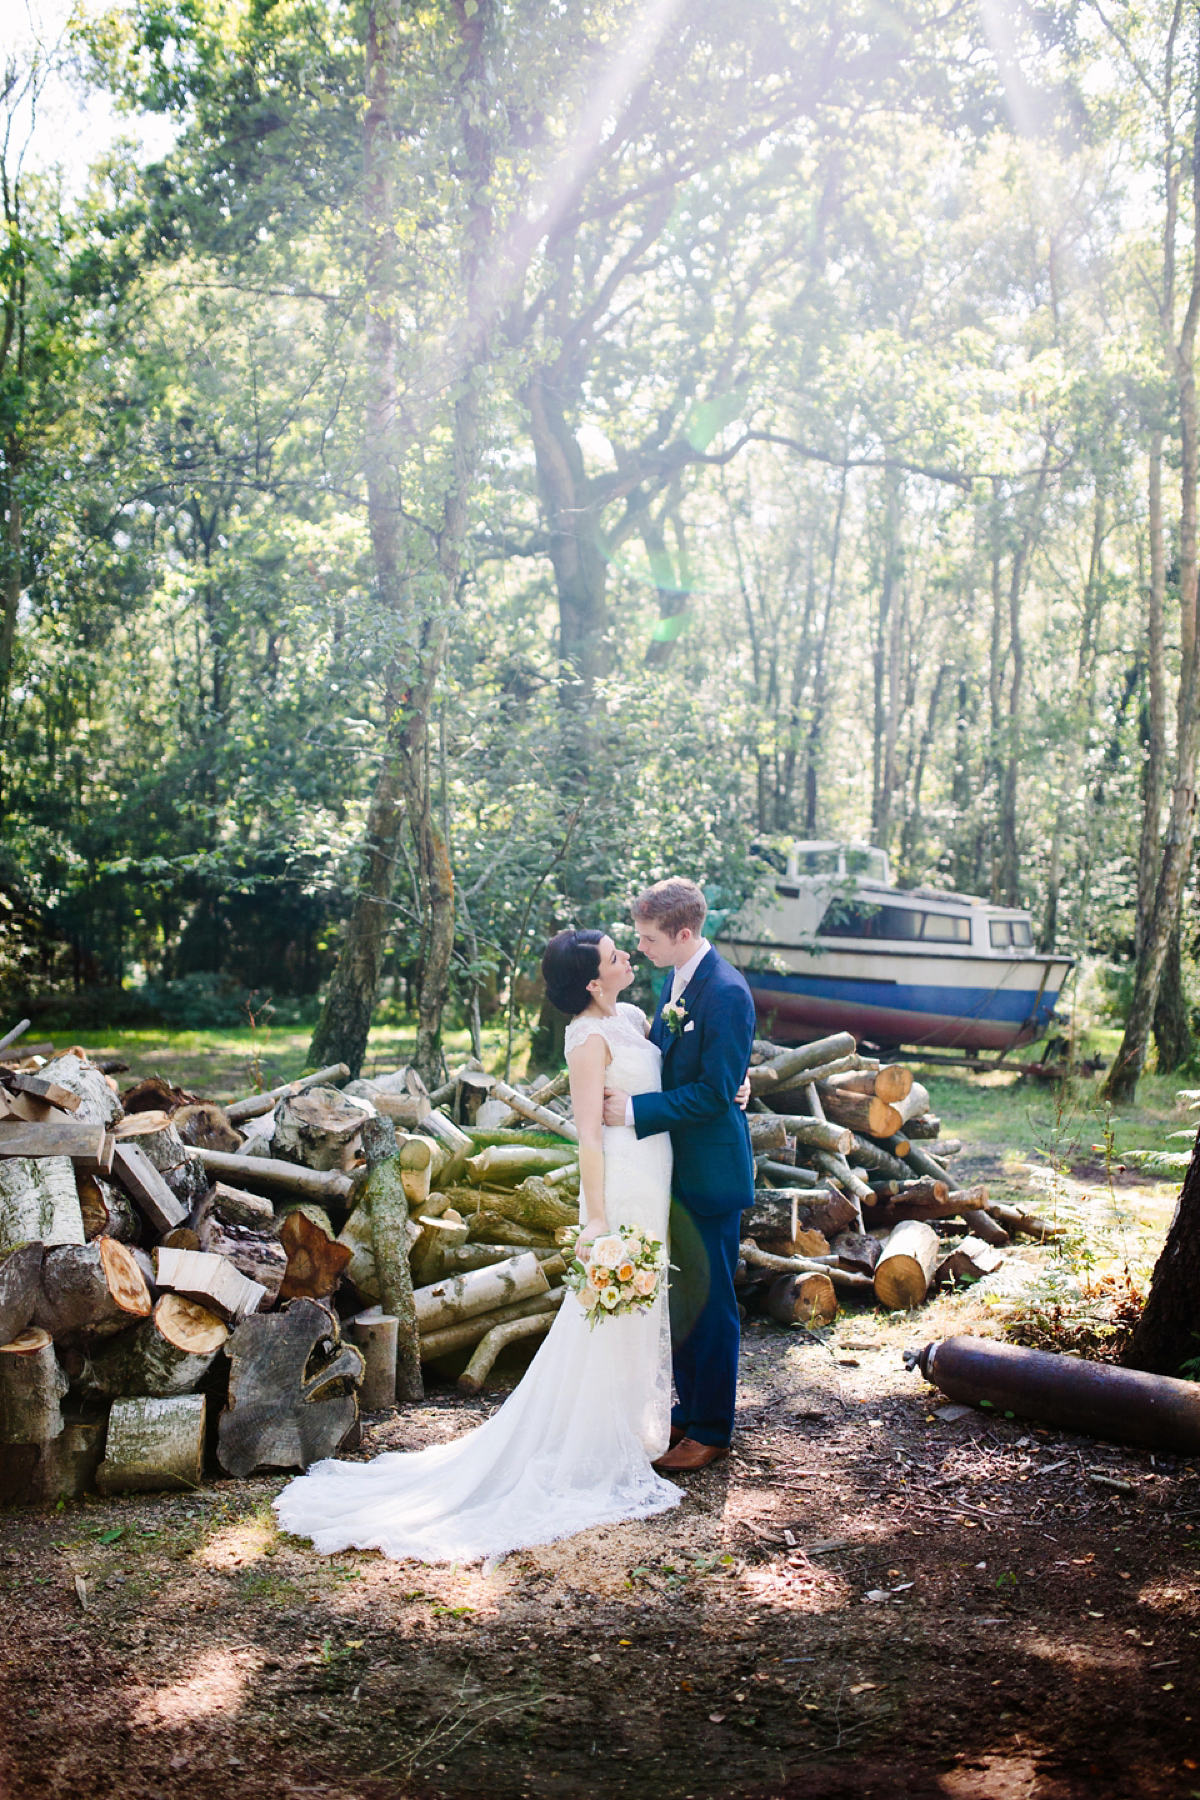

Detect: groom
[603, 877, 756, 1471]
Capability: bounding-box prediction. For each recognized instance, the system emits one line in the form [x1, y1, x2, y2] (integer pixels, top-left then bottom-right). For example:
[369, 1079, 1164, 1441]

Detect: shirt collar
[671, 938, 711, 998]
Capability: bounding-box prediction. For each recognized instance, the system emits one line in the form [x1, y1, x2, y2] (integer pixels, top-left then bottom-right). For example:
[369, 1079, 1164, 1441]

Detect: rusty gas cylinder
[910, 1334, 1200, 1455]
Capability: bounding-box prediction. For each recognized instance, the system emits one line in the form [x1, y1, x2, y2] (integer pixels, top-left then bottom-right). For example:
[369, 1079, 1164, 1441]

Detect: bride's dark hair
[541, 928, 605, 1018]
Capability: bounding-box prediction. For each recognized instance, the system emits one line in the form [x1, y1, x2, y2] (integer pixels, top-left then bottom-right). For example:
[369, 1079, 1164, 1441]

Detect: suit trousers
[667, 1196, 743, 1448]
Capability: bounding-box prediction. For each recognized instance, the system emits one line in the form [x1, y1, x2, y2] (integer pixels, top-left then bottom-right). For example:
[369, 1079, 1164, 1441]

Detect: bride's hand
[735, 1075, 751, 1110]
[576, 1219, 605, 1256]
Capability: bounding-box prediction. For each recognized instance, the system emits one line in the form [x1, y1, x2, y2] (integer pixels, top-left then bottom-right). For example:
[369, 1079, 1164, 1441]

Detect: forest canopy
[1, 0, 1196, 1091]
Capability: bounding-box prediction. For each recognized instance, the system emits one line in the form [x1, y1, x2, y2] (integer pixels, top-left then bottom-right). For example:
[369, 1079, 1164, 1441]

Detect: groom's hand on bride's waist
[603, 1088, 631, 1127]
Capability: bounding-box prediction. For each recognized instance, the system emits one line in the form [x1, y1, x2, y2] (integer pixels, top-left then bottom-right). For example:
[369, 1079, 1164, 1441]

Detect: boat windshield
[796, 847, 841, 875]
[818, 899, 972, 944]
[844, 847, 888, 881]
[989, 918, 1034, 948]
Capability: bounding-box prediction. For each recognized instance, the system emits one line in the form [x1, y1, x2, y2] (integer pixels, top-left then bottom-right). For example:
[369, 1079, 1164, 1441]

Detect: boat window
[818, 900, 921, 939]
[775, 884, 800, 900]
[750, 839, 790, 875]
[922, 912, 972, 943]
[844, 848, 888, 880]
[796, 848, 841, 875]
[990, 918, 1033, 948]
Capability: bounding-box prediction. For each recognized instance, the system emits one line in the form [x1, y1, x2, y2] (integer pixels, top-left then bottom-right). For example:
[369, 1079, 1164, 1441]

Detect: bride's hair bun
[541, 928, 605, 1017]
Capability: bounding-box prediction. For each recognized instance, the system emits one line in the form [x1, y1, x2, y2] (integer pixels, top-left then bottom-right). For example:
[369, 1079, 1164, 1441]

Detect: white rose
[601, 1284, 621, 1309]
[593, 1235, 624, 1267]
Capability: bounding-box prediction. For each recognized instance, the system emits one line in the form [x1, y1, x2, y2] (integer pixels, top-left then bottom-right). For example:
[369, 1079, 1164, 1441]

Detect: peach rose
[633, 1267, 658, 1296]
[617, 1261, 636, 1283]
[591, 1267, 610, 1287]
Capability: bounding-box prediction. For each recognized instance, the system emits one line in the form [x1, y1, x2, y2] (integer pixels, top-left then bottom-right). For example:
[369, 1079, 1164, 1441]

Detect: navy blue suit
[632, 947, 755, 1447]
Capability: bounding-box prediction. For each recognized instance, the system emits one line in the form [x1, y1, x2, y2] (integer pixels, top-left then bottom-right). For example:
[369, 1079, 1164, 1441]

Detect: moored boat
[719, 840, 1072, 1055]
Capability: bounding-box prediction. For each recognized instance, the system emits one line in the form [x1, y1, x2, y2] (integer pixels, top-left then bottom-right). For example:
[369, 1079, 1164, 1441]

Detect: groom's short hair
[632, 877, 707, 939]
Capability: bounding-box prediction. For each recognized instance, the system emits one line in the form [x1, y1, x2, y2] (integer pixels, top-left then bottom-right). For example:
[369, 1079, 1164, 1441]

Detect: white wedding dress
[273, 1002, 681, 1563]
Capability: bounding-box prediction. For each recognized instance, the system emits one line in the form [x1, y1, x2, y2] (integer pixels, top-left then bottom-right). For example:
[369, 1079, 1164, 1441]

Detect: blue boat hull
[740, 969, 1066, 1052]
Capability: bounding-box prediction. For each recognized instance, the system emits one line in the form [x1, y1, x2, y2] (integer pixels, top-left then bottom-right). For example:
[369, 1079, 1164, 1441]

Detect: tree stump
[360, 1114, 422, 1402]
[96, 1394, 206, 1494]
[0, 1156, 84, 1248]
[873, 1220, 940, 1309]
[34, 1240, 153, 1344]
[217, 1298, 363, 1478]
[84, 1293, 229, 1398]
[349, 1309, 399, 1410]
[0, 1241, 44, 1346]
[274, 1086, 367, 1172]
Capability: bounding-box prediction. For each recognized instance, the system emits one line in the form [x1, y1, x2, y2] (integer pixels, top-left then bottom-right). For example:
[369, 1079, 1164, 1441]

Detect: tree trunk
[360, 1114, 422, 1402]
[1126, 1123, 1200, 1375]
[1153, 919, 1192, 1073]
[871, 473, 903, 850]
[1138, 432, 1168, 962]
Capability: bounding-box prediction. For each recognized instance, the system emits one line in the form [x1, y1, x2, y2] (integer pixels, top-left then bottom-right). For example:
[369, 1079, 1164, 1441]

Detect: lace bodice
[564, 1002, 662, 1098]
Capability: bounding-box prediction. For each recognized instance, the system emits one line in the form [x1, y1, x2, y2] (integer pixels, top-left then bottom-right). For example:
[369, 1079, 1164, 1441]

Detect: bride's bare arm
[567, 1031, 609, 1247]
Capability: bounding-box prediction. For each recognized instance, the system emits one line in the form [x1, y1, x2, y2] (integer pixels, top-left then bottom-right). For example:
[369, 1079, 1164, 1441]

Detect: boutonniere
[662, 996, 688, 1038]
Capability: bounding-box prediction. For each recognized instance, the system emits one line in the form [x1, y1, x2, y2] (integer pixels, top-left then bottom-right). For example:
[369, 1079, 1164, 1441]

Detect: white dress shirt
[624, 940, 711, 1125]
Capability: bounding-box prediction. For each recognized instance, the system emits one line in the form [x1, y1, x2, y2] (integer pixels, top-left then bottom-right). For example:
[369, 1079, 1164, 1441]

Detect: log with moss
[360, 1115, 422, 1402]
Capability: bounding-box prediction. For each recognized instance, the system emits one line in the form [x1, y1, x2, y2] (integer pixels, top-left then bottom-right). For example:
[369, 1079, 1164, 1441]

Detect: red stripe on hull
[748, 988, 1036, 1053]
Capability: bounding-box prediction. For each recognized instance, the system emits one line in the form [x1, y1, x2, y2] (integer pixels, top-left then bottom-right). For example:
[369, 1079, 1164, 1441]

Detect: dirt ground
[2, 1289, 1199, 1800]
[1, 1087, 1197, 1800]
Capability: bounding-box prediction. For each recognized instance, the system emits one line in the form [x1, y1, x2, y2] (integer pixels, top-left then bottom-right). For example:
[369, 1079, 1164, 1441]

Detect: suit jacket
[631, 946, 756, 1217]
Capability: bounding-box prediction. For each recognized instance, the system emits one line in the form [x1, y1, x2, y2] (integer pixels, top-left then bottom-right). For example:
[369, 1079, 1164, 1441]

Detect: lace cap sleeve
[564, 1014, 611, 1055]
[617, 1001, 649, 1034]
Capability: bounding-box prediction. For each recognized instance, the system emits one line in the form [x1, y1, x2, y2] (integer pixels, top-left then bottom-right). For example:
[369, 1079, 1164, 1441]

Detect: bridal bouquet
[562, 1224, 668, 1325]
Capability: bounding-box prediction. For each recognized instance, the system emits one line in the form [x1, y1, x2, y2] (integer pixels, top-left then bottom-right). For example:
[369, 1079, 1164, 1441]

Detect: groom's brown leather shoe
[653, 1438, 729, 1472]
[669, 1424, 687, 1447]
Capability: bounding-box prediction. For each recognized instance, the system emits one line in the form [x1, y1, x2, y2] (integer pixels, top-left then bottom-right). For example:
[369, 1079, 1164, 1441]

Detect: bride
[272, 927, 683, 1563]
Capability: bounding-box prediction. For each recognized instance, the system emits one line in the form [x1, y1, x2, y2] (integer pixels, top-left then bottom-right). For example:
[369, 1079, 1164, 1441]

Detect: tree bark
[1126, 1123, 1200, 1375]
[1153, 919, 1192, 1072]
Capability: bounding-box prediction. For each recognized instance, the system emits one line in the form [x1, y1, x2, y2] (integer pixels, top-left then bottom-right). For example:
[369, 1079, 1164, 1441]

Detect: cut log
[412, 1211, 471, 1286]
[892, 1082, 932, 1127]
[738, 1240, 874, 1292]
[464, 1144, 578, 1187]
[870, 1132, 912, 1160]
[457, 1311, 556, 1392]
[0, 1336, 67, 1441]
[771, 1116, 855, 1156]
[746, 1114, 788, 1154]
[344, 1064, 430, 1128]
[0, 1414, 107, 1507]
[217, 1298, 363, 1477]
[746, 1033, 857, 1093]
[111, 1142, 188, 1236]
[466, 1211, 556, 1249]
[96, 1394, 206, 1494]
[359, 1114, 422, 1402]
[959, 1208, 1010, 1247]
[76, 1173, 140, 1244]
[419, 1286, 565, 1360]
[35, 1239, 152, 1343]
[756, 1158, 821, 1187]
[113, 1119, 208, 1206]
[274, 1085, 368, 1173]
[349, 1308, 399, 1410]
[764, 1271, 838, 1327]
[84, 1293, 228, 1397]
[192, 1148, 356, 1206]
[989, 1202, 1065, 1241]
[873, 1220, 941, 1309]
[120, 1076, 200, 1114]
[0, 1325, 51, 1353]
[902, 1144, 952, 1185]
[277, 1208, 352, 1303]
[153, 1246, 266, 1322]
[205, 1181, 275, 1230]
[904, 1114, 943, 1140]
[0, 1155, 85, 1247]
[0, 1241, 43, 1346]
[487, 1079, 578, 1143]
[809, 1149, 872, 1209]
[438, 1242, 566, 1276]
[935, 1137, 962, 1156]
[479, 1072, 571, 1131]
[226, 1063, 351, 1125]
[831, 1231, 882, 1277]
[845, 1134, 911, 1181]
[817, 1087, 902, 1139]
[195, 1202, 287, 1304]
[795, 1191, 859, 1240]
[449, 1181, 580, 1233]
[36, 1056, 122, 1127]
[741, 1189, 798, 1247]
[935, 1236, 1005, 1285]
[0, 1019, 31, 1055]
[172, 1103, 245, 1153]
[419, 1106, 472, 1162]
[110, 1109, 172, 1139]
[336, 1203, 420, 1302]
[413, 1250, 549, 1334]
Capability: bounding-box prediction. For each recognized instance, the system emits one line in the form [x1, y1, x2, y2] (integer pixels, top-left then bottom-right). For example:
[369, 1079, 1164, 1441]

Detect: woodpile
[737, 1028, 1016, 1326]
[0, 1026, 584, 1505]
